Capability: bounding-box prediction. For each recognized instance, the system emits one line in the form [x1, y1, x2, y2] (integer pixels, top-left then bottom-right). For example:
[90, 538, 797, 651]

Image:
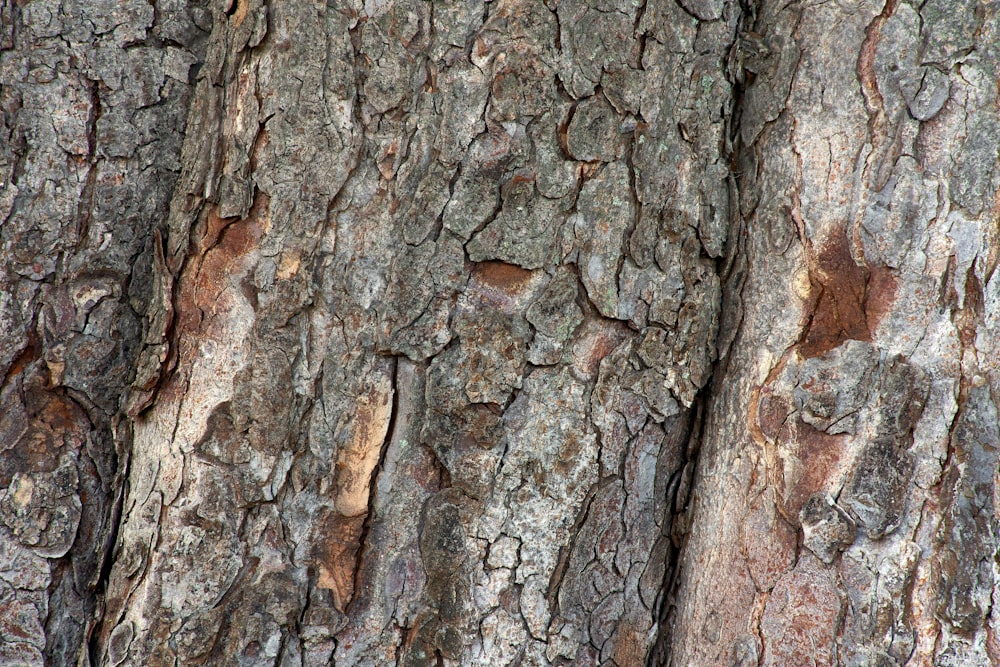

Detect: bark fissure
[348, 354, 400, 615]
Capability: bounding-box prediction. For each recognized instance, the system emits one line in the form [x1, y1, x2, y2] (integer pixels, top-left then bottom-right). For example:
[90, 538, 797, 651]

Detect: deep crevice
[84, 418, 133, 666]
[647, 398, 702, 667]
[347, 354, 401, 616]
[650, 0, 755, 663]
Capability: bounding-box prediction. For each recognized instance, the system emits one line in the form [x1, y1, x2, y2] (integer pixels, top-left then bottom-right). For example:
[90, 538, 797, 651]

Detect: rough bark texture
[0, 0, 997, 666]
[666, 1, 1000, 665]
[0, 0, 205, 663]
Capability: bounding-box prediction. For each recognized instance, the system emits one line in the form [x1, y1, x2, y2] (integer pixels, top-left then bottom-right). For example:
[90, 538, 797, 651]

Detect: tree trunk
[667, 2, 1000, 665]
[1, 1, 997, 666]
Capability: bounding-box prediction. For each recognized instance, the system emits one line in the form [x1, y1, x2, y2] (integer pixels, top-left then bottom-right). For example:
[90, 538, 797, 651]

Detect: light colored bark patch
[333, 381, 394, 518]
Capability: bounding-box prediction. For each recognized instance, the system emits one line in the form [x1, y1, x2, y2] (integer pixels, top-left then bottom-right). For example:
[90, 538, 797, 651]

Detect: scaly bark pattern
[89, 1, 737, 665]
[5, 0, 1000, 665]
[0, 1, 205, 664]
[667, 1, 1000, 665]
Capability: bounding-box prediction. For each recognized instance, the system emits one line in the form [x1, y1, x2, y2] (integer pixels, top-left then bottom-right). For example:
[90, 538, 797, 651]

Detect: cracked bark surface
[1, 0, 998, 666]
[667, 1, 1000, 665]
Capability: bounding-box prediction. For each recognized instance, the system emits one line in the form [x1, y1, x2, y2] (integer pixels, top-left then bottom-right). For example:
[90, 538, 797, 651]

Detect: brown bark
[1, 1, 998, 666]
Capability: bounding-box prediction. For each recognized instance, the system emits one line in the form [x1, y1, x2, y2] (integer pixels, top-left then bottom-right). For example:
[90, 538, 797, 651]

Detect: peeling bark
[2, 1, 998, 666]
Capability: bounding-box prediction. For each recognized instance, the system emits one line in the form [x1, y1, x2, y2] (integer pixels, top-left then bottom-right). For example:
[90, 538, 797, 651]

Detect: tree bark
[1, 0, 204, 663]
[667, 2, 1000, 665]
[1, 1, 997, 666]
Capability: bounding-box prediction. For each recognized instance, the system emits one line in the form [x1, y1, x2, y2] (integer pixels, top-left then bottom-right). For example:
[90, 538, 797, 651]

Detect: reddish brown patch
[800, 232, 888, 358]
[173, 195, 268, 341]
[498, 585, 519, 614]
[748, 353, 793, 449]
[865, 263, 897, 332]
[755, 391, 790, 443]
[195, 219, 262, 309]
[153, 195, 268, 403]
[1, 365, 89, 485]
[955, 266, 984, 347]
[742, 494, 797, 592]
[406, 446, 451, 491]
[460, 403, 503, 448]
[572, 318, 630, 376]
[751, 352, 852, 524]
[200, 205, 235, 250]
[508, 172, 534, 187]
[611, 626, 646, 667]
[471, 261, 534, 294]
[760, 556, 843, 666]
[491, 68, 512, 98]
[474, 36, 489, 59]
[314, 509, 366, 613]
[777, 421, 846, 522]
[553, 431, 584, 477]
[2, 335, 39, 385]
[987, 626, 1000, 666]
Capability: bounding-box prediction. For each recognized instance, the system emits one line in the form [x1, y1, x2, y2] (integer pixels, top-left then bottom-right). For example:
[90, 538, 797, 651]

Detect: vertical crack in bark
[348, 355, 400, 615]
[74, 77, 101, 253]
[652, 391, 702, 666]
[655, 1, 751, 663]
[85, 418, 132, 666]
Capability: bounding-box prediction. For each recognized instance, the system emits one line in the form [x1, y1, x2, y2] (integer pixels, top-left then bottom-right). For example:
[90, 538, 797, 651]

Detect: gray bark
[0, 1, 997, 666]
[668, 2, 1000, 665]
[1, 0, 205, 663]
